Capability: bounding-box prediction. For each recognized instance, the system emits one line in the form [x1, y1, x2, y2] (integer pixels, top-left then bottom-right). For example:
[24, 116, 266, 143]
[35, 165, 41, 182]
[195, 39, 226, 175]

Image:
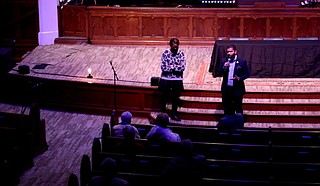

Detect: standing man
[217, 45, 249, 116]
[159, 38, 186, 121]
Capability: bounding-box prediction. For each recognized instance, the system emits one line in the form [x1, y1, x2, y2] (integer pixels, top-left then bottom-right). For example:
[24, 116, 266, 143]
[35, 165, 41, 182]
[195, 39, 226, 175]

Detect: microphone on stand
[109, 60, 119, 80]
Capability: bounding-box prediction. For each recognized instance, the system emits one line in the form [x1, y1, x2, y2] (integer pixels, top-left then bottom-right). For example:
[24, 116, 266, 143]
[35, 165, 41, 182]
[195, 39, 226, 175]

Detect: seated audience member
[115, 125, 145, 155]
[216, 113, 244, 131]
[88, 158, 130, 186]
[160, 139, 207, 185]
[68, 173, 79, 186]
[112, 111, 140, 138]
[146, 113, 181, 142]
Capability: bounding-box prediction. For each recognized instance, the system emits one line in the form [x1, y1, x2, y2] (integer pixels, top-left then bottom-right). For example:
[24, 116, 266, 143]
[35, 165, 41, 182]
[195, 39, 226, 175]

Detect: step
[178, 104, 320, 116]
[181, 96, 320, 104]
[159, 102, 320, 124]
[182, 89, 320, 99]
[149, 112, 320, 129]
[180, 96, 320, 111]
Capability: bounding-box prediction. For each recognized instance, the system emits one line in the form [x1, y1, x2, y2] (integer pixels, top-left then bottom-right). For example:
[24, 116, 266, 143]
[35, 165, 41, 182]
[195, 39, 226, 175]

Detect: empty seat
[206, 159, 271, 181]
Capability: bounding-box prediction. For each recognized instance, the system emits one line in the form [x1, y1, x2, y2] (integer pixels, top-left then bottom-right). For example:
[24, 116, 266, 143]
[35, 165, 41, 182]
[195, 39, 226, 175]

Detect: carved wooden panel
[167, 17, 189, 38]
[60, 5, 87, 37]
[269, 18, 293, 38]
[193, 17, 215, 38]
[218, 18, 241, 38]
[244, 17, 266, 38]
[296, 17, 320, 37]
[117, 16, 140, 37]
[141, 17, 164, 37]
[90, 16, 106, 37]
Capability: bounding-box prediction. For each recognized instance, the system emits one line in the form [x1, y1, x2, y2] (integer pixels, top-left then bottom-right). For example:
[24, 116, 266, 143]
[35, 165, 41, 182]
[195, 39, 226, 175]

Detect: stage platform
[10, 44, 320, 92]
[7, 44, 320, 128]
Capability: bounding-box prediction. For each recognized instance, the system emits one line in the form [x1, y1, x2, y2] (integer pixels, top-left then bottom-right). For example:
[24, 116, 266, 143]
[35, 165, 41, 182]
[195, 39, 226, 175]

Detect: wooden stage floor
[11, 44, 320, 93]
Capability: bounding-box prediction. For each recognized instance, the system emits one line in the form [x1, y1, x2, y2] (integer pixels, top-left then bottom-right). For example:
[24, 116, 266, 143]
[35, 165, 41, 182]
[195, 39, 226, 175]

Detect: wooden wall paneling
[292, 17, 298, 39]
[265, 18, 271, 38]
[143, 91, 161, 110]
[73, 88, 111, 108]
[118, 15, 140, 37]
[243, 17, 266, 39]
[60, 5, 87, 37]
[167, 16, 189, 38]
[141, 16, 164, 38]
[213, 16, 219, 39]
[138, 16, 143, 37]
[239, 17, 245, 38]
[163, 17, 168, 38]
[192, 16, 215, 39]
[188, 16, 193, 39]
[269, 17, 293, 38]
[217, 17, 241, 38]
[90, 15, 102, 38]
[296, 17, 320, 38]
[116, 91, 141, 110]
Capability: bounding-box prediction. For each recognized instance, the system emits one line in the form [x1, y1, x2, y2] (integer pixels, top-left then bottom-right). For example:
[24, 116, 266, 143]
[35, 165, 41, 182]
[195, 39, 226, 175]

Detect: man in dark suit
[217, 45, 249, 116]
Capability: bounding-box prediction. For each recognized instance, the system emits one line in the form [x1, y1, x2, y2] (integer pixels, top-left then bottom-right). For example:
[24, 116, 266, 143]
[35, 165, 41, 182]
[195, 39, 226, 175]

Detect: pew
[101, 135, 272, 161]
[0, 103, 48, 156]
[270, 129, 320, 146]
[0, 103, 48, 184]
[90, 134, 320, 186]
[271, 162, 320, 183]
[108, 122, 272, 144]
[205, 159, 271, 182]
[271, 145, 320, 163]
[0, 116, 34, 177]
[192, 142, 271, 161]
[98, 123, 320, 185]
[0, 127, 22, 185]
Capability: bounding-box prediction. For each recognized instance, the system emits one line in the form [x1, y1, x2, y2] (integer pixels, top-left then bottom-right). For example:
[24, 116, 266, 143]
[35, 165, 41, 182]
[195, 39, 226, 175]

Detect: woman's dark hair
[169, 38, 180, 46]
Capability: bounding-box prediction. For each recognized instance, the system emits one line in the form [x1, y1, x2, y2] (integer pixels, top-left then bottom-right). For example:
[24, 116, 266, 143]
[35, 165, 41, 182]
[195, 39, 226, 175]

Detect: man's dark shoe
[171, 115, 181, 121]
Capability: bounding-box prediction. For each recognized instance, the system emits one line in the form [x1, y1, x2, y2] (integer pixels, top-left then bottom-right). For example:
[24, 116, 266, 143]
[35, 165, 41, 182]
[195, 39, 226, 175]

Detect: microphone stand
[109, 61, 119, 116]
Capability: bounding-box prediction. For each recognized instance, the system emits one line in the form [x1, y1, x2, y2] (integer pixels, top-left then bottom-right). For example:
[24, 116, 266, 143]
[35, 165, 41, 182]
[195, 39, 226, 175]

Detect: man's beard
[228, 54, 236, 60]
